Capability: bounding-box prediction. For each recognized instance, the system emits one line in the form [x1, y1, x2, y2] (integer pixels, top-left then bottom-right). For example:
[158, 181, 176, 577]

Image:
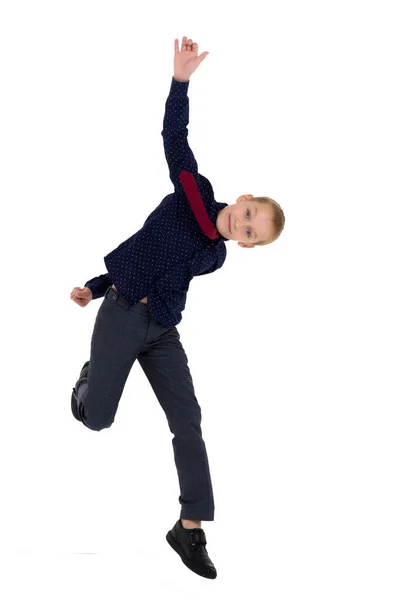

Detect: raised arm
[161, 37, 210, 191]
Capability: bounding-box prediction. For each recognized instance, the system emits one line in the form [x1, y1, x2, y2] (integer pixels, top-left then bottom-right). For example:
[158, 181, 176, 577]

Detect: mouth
[229, 214, 231, 233]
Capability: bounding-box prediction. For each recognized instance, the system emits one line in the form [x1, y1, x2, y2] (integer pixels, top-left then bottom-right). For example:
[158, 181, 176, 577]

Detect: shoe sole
[71, 362, 89, 422]
[80, 361, 90, 380]
[71, 388, 82, 422]
[166, 531, 217, 579]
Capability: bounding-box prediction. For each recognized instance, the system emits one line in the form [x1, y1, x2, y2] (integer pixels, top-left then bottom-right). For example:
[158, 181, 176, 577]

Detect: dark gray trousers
[74, 285, 215, 521]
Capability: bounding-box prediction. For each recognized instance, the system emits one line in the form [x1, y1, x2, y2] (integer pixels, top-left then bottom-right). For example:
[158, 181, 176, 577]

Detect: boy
[70, 36, 285, 579]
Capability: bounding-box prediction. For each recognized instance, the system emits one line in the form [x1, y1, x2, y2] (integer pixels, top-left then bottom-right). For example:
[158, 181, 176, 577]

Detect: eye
[246, 208, 251, 238]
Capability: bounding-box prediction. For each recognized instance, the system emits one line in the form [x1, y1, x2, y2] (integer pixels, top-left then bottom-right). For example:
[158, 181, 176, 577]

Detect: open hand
[174, 36, 209, 82]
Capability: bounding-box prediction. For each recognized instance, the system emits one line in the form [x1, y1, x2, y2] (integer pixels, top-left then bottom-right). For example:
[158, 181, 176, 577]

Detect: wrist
[174, 75, 190, 83]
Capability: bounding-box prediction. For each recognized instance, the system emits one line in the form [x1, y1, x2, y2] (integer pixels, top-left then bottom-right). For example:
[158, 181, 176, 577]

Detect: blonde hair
[248, 196, 285, 246]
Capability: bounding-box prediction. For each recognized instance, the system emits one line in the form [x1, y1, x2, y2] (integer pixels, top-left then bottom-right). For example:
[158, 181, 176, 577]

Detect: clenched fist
[70, 286, 93, 307]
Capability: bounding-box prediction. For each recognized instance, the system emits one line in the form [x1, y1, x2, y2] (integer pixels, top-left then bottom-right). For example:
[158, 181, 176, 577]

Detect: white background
[1, 1, 399, 598]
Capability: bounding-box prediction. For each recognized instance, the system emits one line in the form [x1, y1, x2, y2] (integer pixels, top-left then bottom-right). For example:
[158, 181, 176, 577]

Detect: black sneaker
[71, 387, 81, 421]
[71, 361, 89, 421]
[166, 519, 217, 579]
[79, 361, 90, 380]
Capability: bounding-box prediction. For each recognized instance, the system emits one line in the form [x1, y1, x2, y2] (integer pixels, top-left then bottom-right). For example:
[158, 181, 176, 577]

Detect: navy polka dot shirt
[84, 77, 229, 328]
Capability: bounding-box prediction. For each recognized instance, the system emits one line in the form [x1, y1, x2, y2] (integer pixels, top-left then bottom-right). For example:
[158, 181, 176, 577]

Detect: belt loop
[106, 285, 118, 301]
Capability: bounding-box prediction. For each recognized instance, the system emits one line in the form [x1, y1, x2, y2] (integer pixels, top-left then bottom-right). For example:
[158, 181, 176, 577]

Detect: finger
[195, 52, 209, 67]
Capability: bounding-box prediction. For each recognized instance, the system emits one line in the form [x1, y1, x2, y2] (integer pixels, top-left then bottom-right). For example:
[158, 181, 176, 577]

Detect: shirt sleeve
[84, 273, 113, 300]
[161, 77, 199, 192]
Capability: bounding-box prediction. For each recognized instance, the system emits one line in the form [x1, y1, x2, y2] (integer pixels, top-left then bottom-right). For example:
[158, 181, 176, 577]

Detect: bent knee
[82, 407, 115, 431]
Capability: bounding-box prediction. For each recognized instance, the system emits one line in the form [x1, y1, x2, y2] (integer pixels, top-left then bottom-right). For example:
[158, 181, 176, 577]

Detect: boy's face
[216, 195, 276, 247]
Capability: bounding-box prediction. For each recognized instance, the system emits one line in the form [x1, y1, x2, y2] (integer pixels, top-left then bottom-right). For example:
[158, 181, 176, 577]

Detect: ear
[237, 194, 254, 203]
